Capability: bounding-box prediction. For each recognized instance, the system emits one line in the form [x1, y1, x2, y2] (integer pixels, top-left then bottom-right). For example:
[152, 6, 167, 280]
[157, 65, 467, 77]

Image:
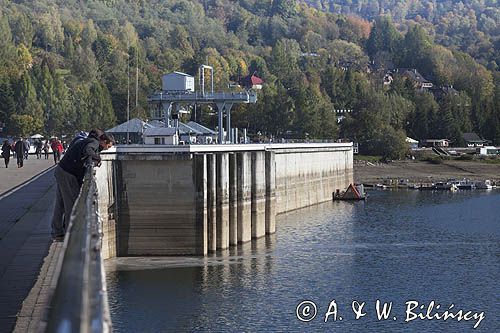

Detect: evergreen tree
[15, 73, 43, 131]
[365, 16, 401, 60]
[88, 81, 116, 130]
[0, 76, 16, 134]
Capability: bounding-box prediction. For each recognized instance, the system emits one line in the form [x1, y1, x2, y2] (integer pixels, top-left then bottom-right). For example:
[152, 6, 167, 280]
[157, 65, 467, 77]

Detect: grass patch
[354, 155, 382, 162]
[422, 156, 443, 164]
[479, 157, 500, 164]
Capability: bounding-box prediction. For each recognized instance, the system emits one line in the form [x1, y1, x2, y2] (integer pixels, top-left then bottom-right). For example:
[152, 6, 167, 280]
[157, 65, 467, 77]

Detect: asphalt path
[0, 160, 55, 332]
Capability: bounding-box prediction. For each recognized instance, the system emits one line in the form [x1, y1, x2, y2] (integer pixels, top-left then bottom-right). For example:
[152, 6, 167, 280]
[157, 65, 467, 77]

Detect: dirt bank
[354, 160, 500, 184]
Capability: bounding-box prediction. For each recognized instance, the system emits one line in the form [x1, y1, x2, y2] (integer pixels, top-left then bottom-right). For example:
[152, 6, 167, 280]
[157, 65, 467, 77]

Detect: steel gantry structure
[148, 66, 258, 144]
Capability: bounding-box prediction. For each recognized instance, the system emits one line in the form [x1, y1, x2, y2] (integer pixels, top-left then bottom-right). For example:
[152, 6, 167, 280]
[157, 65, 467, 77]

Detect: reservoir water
[106, 190, 499, 332]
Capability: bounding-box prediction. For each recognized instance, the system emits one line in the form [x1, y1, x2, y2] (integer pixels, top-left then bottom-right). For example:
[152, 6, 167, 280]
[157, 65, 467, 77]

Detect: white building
[477, 146, 498, 156]
[143, 127, 179, 145]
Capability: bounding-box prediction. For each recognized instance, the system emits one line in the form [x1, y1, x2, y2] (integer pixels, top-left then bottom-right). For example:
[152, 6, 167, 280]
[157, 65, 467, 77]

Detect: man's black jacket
[58, 135, 101, 185]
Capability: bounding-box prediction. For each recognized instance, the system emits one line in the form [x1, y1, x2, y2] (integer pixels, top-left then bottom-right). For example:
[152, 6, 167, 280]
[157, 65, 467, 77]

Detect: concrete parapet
[95, 160, 116, 259]
[251, 151, 266, 239]
[236, 152, 252, 243]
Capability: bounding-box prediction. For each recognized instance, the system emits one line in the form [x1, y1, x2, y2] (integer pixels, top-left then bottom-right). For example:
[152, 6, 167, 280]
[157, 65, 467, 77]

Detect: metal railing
[45, 162, 112, 333]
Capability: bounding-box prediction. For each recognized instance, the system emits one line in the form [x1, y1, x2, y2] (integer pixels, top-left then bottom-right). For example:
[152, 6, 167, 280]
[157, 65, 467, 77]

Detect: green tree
[365, 16, 401, 60]
[10, 114, 42, 137]
[398, 25, 433, 75]
[15, 73, 43, 121]
[271, 0, 297, 18]
[88, 81, 116, 130]
[0, 76, 16, 133]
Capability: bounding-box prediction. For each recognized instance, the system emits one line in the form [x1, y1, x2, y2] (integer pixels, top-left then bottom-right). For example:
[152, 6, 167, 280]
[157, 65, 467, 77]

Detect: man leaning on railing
[51, 129, 115, 241]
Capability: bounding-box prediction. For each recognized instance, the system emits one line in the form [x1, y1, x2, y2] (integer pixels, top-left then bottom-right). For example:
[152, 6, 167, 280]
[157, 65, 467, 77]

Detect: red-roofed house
[239, 74, 263, 90]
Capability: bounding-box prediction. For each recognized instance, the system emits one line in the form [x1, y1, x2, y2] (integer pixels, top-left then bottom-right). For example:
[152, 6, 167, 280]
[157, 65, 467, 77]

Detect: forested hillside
[0, 0, 498, 157]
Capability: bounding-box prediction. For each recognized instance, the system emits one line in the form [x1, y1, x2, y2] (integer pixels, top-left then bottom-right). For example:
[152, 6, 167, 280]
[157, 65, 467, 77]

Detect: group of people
[0, 137, 65, 168]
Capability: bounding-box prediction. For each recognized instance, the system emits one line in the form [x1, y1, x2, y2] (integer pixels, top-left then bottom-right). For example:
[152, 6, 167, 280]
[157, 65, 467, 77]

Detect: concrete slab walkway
[0, 157, 55, 195]
[0, 160, 56, 332]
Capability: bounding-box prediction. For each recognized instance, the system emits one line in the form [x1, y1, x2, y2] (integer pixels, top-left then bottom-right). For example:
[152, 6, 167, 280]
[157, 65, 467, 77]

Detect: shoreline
[354, 160, 500, 185]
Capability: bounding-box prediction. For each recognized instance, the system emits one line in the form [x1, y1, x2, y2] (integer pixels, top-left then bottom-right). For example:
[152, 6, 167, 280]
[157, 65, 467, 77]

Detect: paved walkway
[0, 160, 56, 332]
[0, 157, 55, 195]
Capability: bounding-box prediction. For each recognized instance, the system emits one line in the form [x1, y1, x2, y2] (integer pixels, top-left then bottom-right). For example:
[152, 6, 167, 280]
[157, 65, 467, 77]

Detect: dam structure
[95, 143, 353, 258]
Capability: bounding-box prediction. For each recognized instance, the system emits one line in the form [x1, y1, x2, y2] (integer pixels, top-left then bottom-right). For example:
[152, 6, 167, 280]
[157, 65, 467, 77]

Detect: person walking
[51, 138, 63, 164]
[23, 138, 30, 160]
[1, 140, 12, 168]
[35, 140, 43, 159]
[14, 138, 24, 168]
[43, 141, 50, 159]
[51, 130, 114, 241]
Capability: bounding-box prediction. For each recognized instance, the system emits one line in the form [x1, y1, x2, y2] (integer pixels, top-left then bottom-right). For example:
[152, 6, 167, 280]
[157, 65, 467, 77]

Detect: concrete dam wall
[96, 143, 353, 258]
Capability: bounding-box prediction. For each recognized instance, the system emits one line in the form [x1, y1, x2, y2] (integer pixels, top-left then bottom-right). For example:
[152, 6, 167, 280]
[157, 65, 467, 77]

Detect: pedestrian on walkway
[1, 140, 12, 168]
[35, 140, 43, 159]
[51, 130, 115, 241]
[14, 138, 24, 168]
[50, 138, 63, 164]
[43, 141, 50, 159]
[23, 138, 30, 160]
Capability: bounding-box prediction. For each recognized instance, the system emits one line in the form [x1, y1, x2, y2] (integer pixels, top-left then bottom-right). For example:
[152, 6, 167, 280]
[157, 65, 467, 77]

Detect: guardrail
[45, 162, 112, 332]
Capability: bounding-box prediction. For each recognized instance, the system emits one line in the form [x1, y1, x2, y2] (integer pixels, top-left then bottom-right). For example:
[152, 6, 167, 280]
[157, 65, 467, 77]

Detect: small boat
[475, 180, 493, 190]
[397, 179, 409, 188]
[433, 182, 457, 191]
[375, 183, 387, 189]
[457, 179, 475, 190]
[418, 184, 435, 191]
[418, 182, 457, 191]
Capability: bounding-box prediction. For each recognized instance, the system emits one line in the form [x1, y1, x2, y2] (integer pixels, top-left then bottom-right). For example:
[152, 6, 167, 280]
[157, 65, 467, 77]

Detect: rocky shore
[354, 159, 500, 185]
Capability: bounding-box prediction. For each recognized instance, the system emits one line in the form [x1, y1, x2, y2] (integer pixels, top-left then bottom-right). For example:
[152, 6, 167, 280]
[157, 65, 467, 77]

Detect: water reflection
[106, 190, 500, 332]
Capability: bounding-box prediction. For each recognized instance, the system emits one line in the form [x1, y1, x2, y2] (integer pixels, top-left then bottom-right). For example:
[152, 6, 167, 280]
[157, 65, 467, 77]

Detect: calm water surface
[106, 190, 500, 332]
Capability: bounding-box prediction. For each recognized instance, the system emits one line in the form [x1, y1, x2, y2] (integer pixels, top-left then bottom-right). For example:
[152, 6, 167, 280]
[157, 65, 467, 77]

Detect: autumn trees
[0, 0, 497, 159]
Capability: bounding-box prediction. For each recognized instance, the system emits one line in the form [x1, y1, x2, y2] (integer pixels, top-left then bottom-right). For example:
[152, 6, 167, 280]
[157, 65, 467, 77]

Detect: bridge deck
[0, 159, 56, 332]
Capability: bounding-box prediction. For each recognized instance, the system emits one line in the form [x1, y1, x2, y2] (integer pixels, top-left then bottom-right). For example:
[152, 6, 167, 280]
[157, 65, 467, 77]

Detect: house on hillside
[384, 68, 433, 90]
[430, 85, 459, 100]
[463, 132, 488, 147]
[239, 73, 263, 90]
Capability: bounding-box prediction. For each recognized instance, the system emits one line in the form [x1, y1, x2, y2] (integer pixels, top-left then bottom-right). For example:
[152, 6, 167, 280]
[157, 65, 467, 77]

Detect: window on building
[154, 137, 161, 145]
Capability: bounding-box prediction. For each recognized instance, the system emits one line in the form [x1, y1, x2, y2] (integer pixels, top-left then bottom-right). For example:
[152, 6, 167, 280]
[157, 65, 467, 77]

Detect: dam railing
[44, 162, 112, 332]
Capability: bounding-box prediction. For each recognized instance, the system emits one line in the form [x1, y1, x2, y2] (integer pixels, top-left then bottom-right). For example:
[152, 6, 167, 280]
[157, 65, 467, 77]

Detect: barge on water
[333, 184, 366, 201]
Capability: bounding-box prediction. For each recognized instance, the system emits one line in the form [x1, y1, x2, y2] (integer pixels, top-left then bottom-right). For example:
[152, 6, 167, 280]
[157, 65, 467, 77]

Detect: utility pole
[126, 39, 130, 144]
[135, 45, 139, 111]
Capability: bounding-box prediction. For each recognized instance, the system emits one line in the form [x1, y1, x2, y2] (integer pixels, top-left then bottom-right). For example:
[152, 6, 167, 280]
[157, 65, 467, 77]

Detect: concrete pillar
[251, 151, 266, 239]
[265, 151, 276, 234]
[228, 153, 238, 246]
[207, 154, 216, 252]
[237, 152, 252, 243]
[217, 103, 224, 144]
[194, 154, 208, 255]
[216, 153, 229, 250]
